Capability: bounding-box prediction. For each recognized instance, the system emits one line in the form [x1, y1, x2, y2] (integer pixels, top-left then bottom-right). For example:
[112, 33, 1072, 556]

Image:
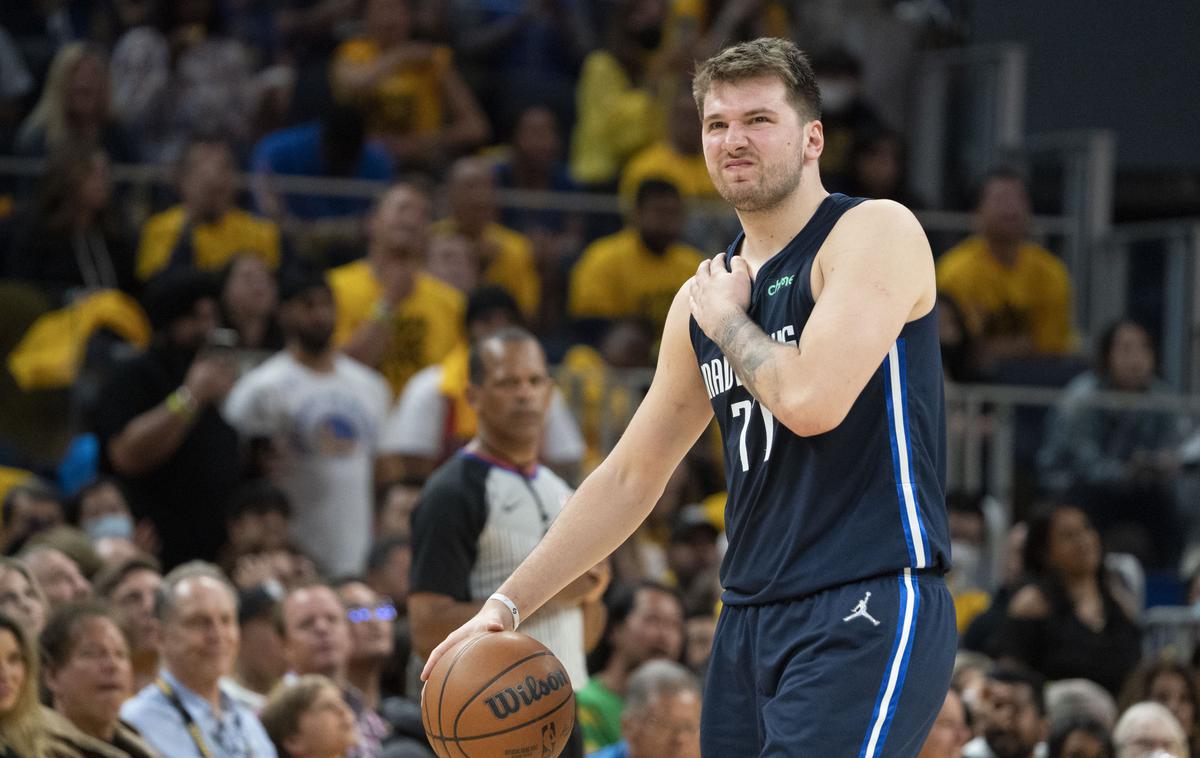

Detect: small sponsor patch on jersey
[767, 275, 795, 296]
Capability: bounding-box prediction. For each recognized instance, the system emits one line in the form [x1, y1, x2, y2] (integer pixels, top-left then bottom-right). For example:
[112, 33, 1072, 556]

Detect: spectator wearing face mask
[72, 477, 159, 559]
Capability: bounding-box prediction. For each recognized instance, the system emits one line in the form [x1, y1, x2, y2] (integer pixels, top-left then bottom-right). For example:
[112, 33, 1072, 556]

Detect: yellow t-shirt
[332, 38, 451, 136]
[619, 141, 718, 208]
[568, 228, 704, 335]
[954, 589, 992, 634]
[569, 51, 661, 186]
[136, 207, 280, 281]
[431, 218, 540, 319]
[328, 261, 464, 396]
[936, 236, 1075, 354]
[559, 344, 636, 475]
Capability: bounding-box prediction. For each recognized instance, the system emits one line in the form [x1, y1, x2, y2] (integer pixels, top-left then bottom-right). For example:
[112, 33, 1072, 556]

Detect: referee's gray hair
[154, 560, 238, 622]
[624, 660, 700, 713]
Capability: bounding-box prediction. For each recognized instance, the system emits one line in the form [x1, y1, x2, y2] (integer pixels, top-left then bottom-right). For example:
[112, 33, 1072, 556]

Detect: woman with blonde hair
[0, 560, 48, 640]
[0, 612, 46, 757]
[14, 43, 134, 161]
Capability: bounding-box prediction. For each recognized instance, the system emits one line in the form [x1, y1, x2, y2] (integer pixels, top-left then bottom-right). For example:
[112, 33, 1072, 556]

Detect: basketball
[421, 631, 576, 758]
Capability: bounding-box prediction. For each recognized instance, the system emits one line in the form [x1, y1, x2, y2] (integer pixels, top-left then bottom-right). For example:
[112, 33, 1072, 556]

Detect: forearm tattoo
[714, 312, 786, 404]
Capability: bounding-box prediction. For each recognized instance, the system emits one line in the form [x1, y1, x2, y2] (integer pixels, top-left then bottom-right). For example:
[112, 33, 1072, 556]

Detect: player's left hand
[689, 252, 752, 339]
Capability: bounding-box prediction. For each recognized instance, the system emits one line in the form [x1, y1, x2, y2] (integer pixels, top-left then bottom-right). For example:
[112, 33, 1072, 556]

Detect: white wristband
[489, 592, 520, 630]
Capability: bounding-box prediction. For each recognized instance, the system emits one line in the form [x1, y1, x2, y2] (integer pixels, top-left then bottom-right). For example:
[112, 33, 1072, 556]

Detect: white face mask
[817, 79, 856, 114]
[949, 541, 982, 591]
[84, 513, 134, 541]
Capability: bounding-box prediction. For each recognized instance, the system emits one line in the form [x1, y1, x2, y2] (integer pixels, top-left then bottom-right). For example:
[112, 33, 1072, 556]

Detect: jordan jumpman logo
[842, 592, 881, 626]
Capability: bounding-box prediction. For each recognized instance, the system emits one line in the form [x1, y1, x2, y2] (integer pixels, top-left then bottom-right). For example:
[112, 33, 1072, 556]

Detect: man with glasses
[590, 660, 701, 758]
[333, 579, 397, 713]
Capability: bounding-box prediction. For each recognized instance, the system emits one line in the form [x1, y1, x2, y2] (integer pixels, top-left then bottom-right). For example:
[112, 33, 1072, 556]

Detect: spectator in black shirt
[89, 271, 242, 568]
[995, 504, 1140, 696]
[6, 144, 135, 299]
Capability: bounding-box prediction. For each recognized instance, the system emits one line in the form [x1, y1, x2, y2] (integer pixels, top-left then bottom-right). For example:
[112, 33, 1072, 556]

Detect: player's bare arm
[690, 199, 936, 437]
[421, 284, 713, 680]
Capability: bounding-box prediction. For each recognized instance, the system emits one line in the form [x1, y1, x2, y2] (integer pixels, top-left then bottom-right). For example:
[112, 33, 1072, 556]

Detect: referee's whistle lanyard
[156, 677, 255, 758]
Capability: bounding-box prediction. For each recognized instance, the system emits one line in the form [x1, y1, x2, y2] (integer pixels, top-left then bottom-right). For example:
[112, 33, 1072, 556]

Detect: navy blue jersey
[689, 194, 951, 605]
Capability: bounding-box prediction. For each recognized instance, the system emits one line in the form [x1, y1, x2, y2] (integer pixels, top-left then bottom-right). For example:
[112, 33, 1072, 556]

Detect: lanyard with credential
[156, 677, 240, 758]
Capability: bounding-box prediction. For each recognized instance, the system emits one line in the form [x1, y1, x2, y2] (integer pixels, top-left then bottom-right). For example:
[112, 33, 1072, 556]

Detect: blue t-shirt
[689, 194, 951, 605]
[250, 122, 393, 219]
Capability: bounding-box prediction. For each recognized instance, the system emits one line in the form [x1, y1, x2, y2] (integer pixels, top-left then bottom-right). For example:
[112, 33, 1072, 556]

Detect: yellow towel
[8, 289, 151, 390]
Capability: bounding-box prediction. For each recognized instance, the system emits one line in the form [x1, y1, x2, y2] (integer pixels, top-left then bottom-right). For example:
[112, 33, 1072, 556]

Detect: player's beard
[713, 150, 805, 213]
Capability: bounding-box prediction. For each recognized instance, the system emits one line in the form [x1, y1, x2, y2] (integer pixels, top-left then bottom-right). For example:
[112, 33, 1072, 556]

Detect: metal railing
[909, 43, 1027, 209]
[1103, 219, 1200, 392]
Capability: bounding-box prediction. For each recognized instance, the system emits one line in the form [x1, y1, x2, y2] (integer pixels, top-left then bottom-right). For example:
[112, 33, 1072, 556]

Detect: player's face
[469, 339, 552, 442]
[701, 76, 814, 213]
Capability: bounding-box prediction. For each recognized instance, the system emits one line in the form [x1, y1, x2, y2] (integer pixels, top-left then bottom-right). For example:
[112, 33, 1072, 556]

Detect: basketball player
[423, 37, 956, 756]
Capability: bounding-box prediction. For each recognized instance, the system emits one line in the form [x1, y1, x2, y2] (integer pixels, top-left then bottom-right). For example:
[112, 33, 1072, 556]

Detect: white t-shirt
[224, 352, 391, 575]
[378, 364, 585, 465]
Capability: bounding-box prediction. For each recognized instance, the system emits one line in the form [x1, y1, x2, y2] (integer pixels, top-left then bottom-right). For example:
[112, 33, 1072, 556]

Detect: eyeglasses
[346, 603, 397, 624]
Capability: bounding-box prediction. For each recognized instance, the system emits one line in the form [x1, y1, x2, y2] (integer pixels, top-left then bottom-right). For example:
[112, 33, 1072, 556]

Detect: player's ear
[805, 120, 824, 161]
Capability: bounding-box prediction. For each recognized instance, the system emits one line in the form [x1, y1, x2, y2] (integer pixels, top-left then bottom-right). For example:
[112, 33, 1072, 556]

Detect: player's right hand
[420, 600, 512, 682]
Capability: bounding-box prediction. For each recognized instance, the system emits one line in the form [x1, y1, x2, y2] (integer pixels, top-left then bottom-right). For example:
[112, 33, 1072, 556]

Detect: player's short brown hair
[692, 37, 822, 122]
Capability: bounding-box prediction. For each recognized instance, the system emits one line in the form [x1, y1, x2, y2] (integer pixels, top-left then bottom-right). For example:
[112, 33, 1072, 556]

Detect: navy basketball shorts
[701, 569, 956, 757]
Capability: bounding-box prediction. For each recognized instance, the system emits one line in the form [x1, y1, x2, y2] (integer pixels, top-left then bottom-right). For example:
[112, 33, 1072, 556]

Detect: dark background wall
[970, 1, 1200, 170]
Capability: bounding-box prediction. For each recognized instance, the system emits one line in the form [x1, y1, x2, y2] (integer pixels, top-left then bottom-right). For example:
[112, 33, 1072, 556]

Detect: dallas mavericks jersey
[689, 194, 951, 605]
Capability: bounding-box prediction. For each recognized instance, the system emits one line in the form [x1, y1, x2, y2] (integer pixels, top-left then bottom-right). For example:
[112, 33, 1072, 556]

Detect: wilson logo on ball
[483, 669, 570, 720]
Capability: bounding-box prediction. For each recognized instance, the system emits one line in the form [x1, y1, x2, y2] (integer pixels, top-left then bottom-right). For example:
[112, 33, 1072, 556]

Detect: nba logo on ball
[422, 632, 576, 757]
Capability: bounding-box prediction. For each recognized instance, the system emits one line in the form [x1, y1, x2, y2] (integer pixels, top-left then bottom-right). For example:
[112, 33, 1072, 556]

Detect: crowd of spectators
[0, 1, 1194, 757]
